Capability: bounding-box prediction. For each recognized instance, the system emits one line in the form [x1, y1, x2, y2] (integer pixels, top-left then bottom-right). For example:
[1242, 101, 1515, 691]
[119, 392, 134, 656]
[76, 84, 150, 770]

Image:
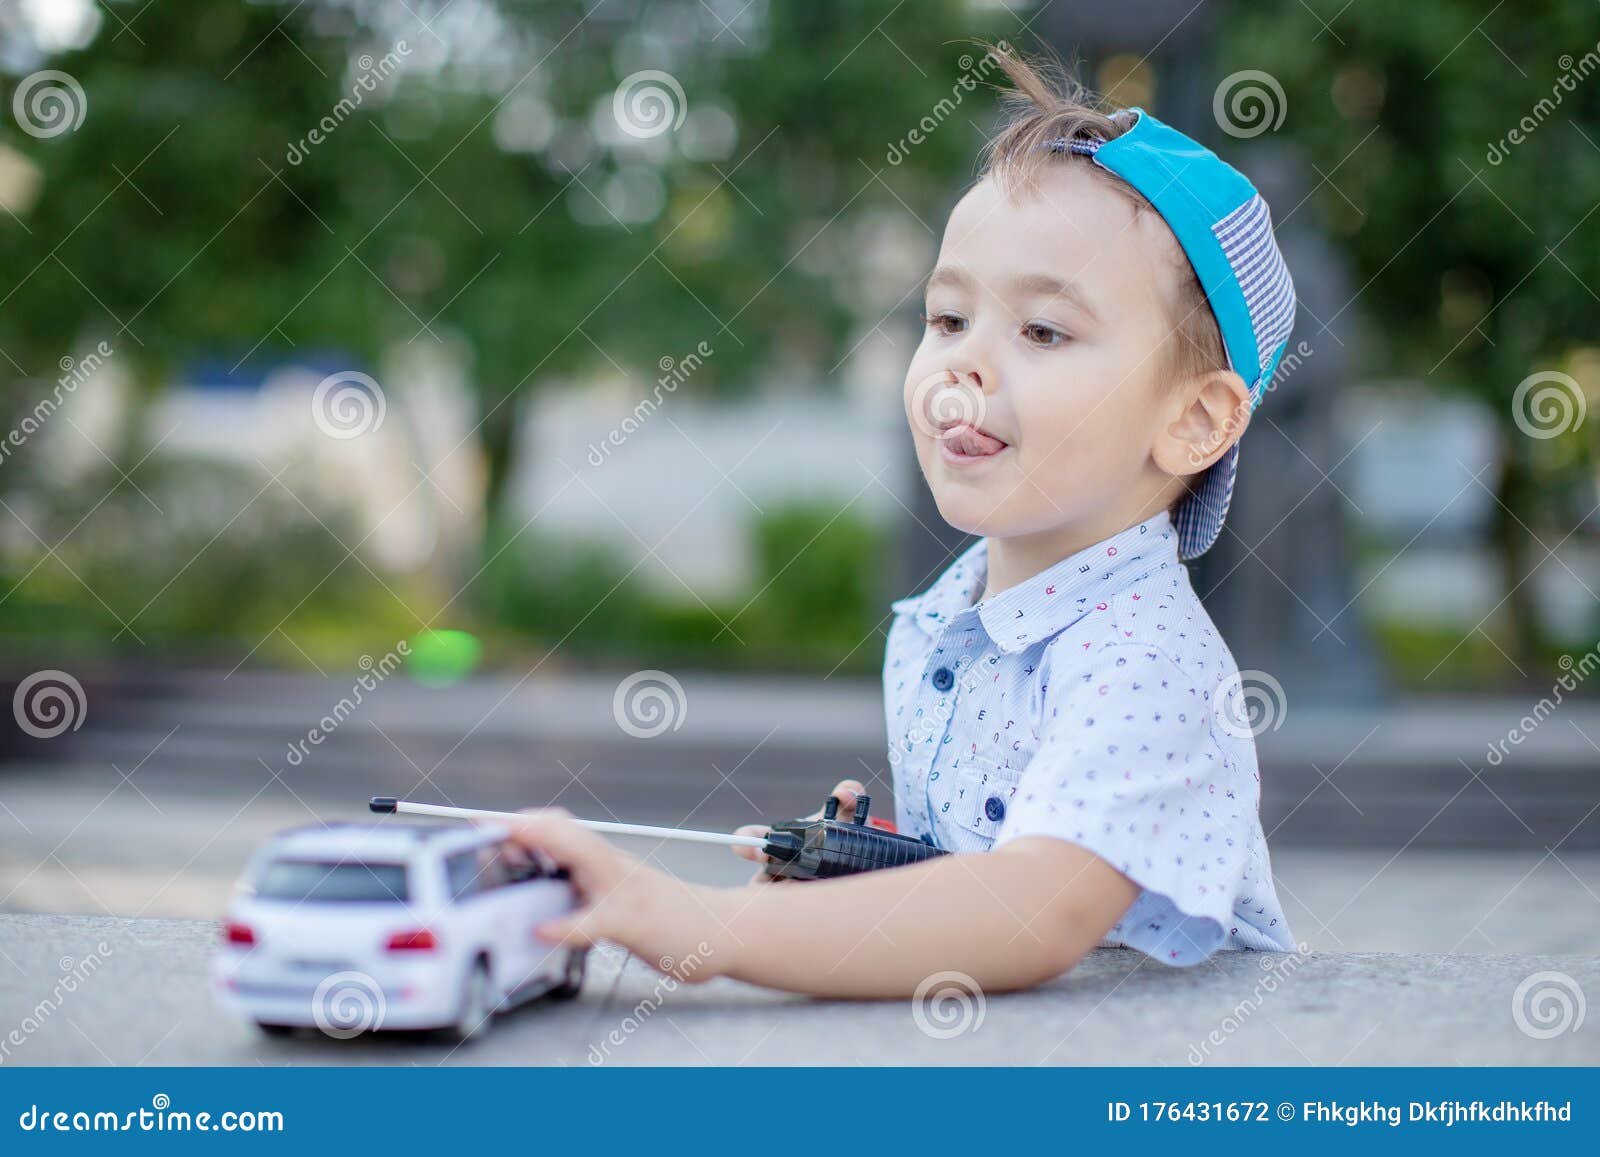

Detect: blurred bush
[0, 455, 421, 665]
[741, 502, 886, 667]
[484, 501, 888, 673]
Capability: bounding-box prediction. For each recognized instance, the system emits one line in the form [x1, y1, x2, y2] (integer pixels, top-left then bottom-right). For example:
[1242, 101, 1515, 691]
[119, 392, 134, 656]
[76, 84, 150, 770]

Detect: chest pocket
[934, 756, 1022, 846]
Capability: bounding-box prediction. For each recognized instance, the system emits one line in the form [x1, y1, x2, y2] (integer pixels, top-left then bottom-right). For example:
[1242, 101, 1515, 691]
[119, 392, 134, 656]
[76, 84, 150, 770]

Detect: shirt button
[931, 666, 954, 691]
[984, 795, 1006, 822]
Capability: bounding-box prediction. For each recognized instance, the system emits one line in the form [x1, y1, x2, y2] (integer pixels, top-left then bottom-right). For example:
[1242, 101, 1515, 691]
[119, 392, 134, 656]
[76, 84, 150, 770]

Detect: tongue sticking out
[943, 424, 1007, 456]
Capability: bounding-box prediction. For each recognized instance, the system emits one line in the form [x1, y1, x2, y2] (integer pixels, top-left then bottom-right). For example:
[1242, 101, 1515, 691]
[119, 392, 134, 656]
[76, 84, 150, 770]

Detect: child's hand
[506, 808, 727, 981]
[730, 778, 866, 884]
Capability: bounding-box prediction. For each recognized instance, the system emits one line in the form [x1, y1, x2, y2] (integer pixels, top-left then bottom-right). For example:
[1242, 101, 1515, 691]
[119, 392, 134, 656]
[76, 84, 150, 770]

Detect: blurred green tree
[2, 0, 1000, 517]
[0, 0, 1007, 662]
[1221, 0, 1600, 662]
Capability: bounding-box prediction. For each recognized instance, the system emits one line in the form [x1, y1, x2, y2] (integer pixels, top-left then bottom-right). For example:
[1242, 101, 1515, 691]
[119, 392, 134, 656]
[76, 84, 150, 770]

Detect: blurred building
[30, 344, 489, 576]
[510, 379, 911, 599]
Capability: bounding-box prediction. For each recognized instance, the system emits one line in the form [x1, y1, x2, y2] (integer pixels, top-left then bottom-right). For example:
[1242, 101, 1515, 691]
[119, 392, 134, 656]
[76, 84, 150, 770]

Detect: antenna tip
[369, 796, 398, 814]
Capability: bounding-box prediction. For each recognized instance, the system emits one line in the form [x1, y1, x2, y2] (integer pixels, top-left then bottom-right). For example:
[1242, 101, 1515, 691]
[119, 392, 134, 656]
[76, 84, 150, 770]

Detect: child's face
[904, 163, 1196, 543]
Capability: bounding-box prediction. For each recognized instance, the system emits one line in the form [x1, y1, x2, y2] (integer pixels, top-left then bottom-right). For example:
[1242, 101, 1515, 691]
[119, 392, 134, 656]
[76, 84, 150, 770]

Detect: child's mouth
[939, 423, 1009, 464]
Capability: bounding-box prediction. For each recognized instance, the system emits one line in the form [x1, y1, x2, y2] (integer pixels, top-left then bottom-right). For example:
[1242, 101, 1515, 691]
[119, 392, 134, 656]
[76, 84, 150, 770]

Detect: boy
[511, 47, 1298, 997]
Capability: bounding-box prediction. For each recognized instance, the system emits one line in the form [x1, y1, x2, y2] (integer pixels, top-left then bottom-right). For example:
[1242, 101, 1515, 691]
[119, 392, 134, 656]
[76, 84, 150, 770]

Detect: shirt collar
[890, 510, 1182, 653]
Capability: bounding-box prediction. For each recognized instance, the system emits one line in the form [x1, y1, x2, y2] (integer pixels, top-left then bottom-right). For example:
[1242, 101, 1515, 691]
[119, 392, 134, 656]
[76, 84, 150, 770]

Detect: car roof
[262, 821, 507, 860]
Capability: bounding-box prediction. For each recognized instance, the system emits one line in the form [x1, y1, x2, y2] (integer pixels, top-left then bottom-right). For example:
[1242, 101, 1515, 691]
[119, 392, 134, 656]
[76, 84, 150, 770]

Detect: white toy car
[212, 821, 585, 1041]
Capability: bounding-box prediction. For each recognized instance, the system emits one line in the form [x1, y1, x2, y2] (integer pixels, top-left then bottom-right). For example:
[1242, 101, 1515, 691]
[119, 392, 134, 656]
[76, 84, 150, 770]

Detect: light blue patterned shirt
[883, 510, 1296, 966]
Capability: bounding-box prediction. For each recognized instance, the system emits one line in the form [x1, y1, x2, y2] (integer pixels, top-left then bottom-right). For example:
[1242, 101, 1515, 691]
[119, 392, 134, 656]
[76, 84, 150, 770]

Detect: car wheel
[254, 1022, 296, 1037]
[548, 947, 587, 1000]
[446, 958, 493, 1043]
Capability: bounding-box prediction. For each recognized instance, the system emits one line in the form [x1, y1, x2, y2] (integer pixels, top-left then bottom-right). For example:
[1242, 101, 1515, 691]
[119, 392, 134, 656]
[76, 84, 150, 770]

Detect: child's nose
[949, 365, 992, 395]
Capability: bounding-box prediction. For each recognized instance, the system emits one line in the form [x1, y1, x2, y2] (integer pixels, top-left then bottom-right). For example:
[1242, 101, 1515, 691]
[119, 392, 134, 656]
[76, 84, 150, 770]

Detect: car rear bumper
[211, 955, 461, 1031]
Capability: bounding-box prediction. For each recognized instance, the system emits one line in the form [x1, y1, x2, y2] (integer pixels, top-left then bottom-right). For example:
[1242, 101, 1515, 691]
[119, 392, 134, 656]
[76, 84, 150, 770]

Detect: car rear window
[255, 859, 410, 903]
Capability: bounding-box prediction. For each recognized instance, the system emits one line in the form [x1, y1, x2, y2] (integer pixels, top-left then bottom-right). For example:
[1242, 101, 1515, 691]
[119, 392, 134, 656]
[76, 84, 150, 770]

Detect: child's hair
[974, 43, 1229, 392]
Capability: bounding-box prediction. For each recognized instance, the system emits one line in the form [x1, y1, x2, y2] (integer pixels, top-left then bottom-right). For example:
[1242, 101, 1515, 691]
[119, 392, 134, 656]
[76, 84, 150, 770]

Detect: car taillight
[385, 928, 437, 952]
[223, 922, 255, 946]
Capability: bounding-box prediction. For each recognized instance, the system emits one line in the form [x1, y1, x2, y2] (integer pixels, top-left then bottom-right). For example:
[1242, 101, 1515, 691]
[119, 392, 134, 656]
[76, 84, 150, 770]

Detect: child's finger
[748, 865, 795, 885]
[828, 779, 867, 818]
[731, 823, 771, 863]
[510, 808, 630, 889]
[534, 910, 598, 949]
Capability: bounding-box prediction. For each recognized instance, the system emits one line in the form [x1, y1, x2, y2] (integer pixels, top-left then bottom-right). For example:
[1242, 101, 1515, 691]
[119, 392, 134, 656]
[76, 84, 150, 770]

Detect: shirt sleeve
[991, 640, 1253, 967]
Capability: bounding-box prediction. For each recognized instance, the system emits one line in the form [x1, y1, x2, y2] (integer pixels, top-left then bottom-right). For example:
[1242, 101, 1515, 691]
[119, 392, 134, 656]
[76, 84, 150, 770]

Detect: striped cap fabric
[1049, 109, 1296, 561]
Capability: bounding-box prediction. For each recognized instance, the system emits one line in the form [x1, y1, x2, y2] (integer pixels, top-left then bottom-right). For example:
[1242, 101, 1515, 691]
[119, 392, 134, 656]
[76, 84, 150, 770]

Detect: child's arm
[702, 835, 1137, 996]
[512, 809, 1140, 999]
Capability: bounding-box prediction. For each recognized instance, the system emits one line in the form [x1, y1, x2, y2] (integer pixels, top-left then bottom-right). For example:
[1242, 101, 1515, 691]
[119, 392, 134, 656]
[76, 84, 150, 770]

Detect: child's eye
[921, 311, 966, 336]
[1023, 320, 1069, 348]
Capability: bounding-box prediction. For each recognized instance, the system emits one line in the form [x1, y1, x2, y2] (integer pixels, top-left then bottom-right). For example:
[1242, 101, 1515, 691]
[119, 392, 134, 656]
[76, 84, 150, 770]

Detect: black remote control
[368, 793, 947, 881]
[759, 794, 947, 880]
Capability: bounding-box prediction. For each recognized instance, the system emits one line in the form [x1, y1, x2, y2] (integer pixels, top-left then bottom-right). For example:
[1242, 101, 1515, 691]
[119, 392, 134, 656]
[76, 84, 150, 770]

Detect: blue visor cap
[1056, 108, 1296, 561]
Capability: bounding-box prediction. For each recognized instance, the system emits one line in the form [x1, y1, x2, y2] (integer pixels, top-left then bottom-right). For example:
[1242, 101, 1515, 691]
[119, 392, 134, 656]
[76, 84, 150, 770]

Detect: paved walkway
[0, 915, 1593, 1066]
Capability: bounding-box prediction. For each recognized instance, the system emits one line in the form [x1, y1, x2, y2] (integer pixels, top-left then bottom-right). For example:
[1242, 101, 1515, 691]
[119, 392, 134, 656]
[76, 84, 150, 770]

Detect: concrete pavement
[3, 670, 1597, 1067]
[1, 914, 1594, 1066]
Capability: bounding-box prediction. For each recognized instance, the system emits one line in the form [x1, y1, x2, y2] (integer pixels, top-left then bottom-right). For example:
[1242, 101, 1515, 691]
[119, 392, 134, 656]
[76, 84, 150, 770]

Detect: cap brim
[1174, 442, 1239, 562]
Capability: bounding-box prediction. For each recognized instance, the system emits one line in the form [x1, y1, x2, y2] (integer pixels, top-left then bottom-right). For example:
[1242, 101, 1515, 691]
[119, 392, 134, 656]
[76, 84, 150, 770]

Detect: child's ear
[1152, 369, 1252, 478]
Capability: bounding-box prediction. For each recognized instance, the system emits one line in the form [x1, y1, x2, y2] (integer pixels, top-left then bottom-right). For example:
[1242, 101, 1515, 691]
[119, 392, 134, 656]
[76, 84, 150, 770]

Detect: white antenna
[369, 797, 768, 850]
